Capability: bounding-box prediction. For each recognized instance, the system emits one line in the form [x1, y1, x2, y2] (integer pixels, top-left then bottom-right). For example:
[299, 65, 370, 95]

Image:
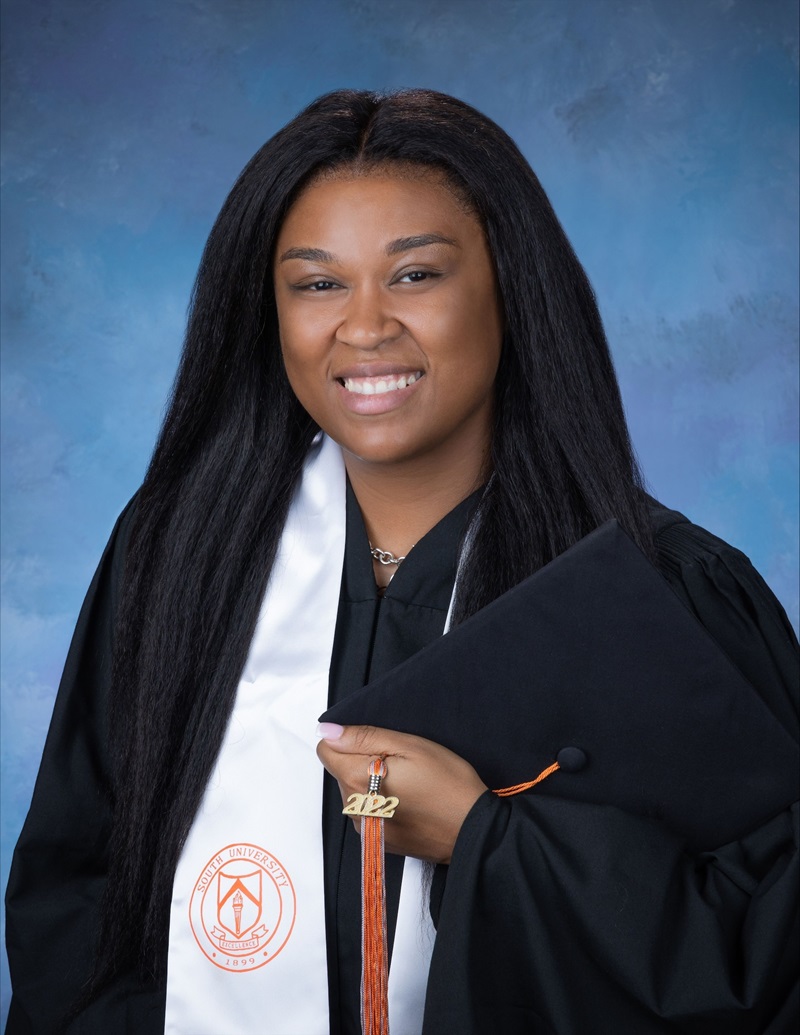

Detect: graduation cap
[321, 520, 798, 852]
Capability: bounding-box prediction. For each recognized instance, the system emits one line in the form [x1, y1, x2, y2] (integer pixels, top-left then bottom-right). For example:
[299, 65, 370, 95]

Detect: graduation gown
[5, 497, 799, 1034]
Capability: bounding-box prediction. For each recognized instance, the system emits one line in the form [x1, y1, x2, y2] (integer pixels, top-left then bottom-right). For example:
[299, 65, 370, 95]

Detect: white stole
[164, 435, 435, 1034]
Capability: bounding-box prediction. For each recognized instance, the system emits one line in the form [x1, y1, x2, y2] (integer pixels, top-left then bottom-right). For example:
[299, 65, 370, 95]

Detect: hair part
[91, 87, 654, 998]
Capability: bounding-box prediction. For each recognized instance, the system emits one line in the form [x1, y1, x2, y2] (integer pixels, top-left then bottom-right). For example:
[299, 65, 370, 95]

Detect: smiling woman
[4, 90, 798, 1035]
[275, 172, 503, 576]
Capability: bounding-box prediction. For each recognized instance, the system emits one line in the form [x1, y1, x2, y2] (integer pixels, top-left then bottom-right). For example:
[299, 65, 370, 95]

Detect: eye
[397, 270, 438, 284]
[299, 279, 339, 292]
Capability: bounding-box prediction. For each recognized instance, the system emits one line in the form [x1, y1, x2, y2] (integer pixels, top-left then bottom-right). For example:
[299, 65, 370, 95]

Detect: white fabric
[387, 859, 436, 1034]
[165, 435, 344, 1034]
[164, 435, 436, 1034]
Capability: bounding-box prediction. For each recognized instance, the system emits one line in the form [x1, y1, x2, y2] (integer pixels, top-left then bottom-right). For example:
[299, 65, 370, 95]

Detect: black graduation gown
[4, 499, 799, 1034]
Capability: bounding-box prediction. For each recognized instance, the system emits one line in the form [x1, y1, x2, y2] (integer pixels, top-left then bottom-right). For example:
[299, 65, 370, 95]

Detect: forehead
[276, 171, 482, 250]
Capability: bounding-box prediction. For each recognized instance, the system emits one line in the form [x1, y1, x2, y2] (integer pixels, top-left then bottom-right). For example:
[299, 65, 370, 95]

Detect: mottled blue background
[1, 0, 797, 1022]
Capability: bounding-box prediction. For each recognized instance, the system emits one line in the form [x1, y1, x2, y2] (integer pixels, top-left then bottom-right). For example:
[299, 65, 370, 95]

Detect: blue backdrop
[1, 0, 797, 1022]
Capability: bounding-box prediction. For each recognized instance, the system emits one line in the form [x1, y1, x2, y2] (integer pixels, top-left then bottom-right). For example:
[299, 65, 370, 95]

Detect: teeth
[342, 373, 422, 395]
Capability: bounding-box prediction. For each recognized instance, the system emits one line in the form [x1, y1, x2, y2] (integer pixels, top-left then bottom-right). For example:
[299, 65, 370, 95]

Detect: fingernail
[316, 722, 344, 741]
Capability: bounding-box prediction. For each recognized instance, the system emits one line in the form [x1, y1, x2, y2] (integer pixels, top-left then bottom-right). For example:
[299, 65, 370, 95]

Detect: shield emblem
[217, 868, 263, 938]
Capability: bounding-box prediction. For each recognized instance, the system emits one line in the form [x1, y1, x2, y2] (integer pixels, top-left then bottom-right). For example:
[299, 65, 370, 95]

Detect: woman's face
[273, 170, 503, 470]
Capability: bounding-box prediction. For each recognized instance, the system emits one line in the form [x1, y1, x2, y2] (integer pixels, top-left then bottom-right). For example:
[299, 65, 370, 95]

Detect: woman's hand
[316, 724, 488, 864]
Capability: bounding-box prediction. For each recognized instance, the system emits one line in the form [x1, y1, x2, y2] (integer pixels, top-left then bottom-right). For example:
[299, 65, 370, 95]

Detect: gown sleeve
[423, 518, 799, 1035]
[4, 500, 164, 1035]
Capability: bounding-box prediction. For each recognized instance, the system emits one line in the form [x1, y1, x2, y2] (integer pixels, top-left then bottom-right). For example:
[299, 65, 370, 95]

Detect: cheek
[279, 345, 319, 419]
[278, 303, 337, 368]
[438, 302, 502, 387]
[467, 294, 503, 380]
[279, 324, 321, 387]
[278, 334, 338, 431]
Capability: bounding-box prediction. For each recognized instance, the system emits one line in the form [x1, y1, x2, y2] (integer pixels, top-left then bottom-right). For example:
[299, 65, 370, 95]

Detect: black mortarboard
[321, 521, 799, 851]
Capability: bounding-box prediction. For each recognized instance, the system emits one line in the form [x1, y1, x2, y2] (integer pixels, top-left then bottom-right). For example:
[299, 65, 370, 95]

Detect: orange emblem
[189, 843, 296, 971]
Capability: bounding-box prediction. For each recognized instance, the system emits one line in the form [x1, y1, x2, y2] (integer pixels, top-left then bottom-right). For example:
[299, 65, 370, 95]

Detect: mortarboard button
[556, 747, 588, 773]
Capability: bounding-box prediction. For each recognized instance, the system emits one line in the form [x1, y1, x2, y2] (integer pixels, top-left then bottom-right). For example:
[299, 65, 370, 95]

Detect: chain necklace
[369, 544, 411, 567]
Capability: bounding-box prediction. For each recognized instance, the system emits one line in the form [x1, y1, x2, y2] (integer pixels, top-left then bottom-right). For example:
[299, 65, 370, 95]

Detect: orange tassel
[361, 759, 390, 1035]
[493, 760, 560, 796]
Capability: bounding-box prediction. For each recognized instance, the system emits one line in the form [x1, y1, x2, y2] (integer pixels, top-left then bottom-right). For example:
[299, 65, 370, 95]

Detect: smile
[340, 372, 423, 396]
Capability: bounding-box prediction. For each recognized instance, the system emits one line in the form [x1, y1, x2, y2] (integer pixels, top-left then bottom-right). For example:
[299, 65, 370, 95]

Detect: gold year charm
[342, 793, 399, 819]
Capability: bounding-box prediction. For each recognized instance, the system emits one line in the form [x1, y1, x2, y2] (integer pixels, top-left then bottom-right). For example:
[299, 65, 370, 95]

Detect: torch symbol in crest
[233, 890, 243, 938]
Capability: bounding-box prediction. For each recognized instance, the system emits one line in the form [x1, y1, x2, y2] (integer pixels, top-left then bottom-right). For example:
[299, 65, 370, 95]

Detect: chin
[333, 428, 428, 468]
[341, 443, 419, 467]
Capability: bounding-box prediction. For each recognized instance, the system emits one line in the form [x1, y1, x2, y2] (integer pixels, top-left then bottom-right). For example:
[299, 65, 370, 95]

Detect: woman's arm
[426, 787, 797, 1034]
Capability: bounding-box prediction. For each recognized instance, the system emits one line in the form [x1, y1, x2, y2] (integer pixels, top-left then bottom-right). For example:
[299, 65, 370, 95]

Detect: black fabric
[5, 496, 799, 1034]
[425, 796, 798, 1034]
[654, 510, 800, 737]
[322, 520, 799, 850]
[323, 481, 478, 1035]
[324, 514, 800, 1033]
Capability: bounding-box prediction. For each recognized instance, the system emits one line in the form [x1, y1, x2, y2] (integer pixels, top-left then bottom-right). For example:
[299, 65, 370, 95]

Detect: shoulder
[110, 491, 139, 553]
[650, 499, 766, 579]
[648, 498, 793, 637]
[87, 493, 140, 573]
[647, 498, 799, 738]
[55, 493, 142, 650]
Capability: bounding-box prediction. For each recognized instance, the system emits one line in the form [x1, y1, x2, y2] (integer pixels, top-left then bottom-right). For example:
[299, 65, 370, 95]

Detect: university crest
[189, 842, 296, 971]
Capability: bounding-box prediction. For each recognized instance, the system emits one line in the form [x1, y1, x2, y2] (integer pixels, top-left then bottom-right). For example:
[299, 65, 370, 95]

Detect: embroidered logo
[189, 843, 296, 971]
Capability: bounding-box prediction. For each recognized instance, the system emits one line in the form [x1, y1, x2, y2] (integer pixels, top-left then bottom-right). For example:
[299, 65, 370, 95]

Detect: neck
[344, 438, 490, 561]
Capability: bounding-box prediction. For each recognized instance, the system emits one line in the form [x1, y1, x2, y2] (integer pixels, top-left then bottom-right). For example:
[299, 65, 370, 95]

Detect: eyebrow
[279, 246, 336, 263]
[278, 233, 458, 264]
[386, 233, 458, 255]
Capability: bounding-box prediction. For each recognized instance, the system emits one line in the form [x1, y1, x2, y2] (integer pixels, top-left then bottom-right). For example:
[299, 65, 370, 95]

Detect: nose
[335, 286, 402, 350]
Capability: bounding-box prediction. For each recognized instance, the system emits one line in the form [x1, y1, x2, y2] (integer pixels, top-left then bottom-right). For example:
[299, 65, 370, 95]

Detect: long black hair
[95, 88, 654, 991]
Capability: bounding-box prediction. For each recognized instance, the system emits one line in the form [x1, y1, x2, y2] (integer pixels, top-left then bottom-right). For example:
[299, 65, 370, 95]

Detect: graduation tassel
[361, 761, 388, 1035]
[343, 757, 399, 1035]
[493, 760, 560, 797]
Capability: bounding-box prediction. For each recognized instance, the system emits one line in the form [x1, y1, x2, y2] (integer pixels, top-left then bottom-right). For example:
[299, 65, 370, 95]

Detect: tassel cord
[360, 760, 390, 1035]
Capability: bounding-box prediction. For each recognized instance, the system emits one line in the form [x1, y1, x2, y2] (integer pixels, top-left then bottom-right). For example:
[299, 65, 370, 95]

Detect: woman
[5, 89, 798, 1034]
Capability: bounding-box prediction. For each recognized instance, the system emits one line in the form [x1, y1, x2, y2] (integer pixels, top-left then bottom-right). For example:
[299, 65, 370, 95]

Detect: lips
[340, 372, 423, 396]
[334, 368, 425, 415]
